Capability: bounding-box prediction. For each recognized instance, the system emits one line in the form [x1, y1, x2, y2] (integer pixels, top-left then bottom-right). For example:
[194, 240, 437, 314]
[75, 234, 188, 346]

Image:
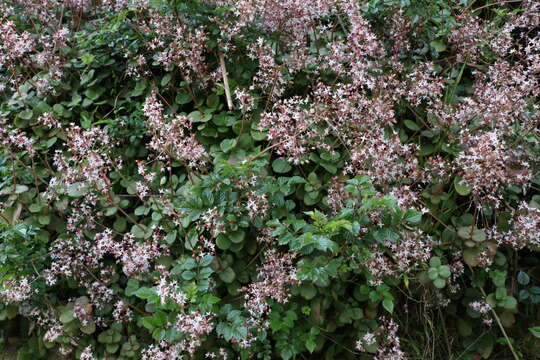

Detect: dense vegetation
[1, 0, 540, 359]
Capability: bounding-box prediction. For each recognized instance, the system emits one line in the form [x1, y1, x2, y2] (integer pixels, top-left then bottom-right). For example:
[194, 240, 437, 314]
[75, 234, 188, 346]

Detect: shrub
[1, 0, 540, 359]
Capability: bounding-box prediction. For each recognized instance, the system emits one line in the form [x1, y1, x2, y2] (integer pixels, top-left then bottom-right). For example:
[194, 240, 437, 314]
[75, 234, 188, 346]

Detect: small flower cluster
[156, 270, 187, 307]
[143, 91, 208, 169]
[0, 276, 33, 303]
[356, 317, 406, 360]
[259, 96, 330, 164]
[174, 311, 214, 356]
[469, 300, 493, 326]
[449, 14, 489, 63]
[0, 120, 35, 156]
[243, 250, 298, 316]
[456, 131, 531, 206]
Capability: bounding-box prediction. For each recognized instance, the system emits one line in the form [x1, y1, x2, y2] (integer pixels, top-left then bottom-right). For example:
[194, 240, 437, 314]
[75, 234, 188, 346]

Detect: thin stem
[478, 286, 520, 360]
[218, 51, 233, 110]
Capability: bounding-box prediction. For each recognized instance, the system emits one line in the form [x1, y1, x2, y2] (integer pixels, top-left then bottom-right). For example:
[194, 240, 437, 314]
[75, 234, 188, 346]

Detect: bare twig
[218, 51, 233, 110]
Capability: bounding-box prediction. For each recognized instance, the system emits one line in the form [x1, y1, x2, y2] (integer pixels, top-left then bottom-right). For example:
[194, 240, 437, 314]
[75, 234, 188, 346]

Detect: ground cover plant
[1, 0, 540, 359]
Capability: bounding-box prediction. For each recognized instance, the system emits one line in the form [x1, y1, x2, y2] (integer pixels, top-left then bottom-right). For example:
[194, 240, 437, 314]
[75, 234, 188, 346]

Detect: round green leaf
[216, 235, 231, 250]
[433, 278, 446, 289]
[229, 230, 245, 244]
[219, 267, 236, 283]
[272, 158, 292, 173]
[299, 283, 317, 300]
[454, 177, 471, 196]
[438, 265, 451, 279]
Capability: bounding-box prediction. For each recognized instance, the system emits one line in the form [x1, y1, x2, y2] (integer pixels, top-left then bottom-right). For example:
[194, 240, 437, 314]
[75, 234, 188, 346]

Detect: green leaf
[19, 109, 33, 120]
[438, 265, 451, 279]
[251, 130, 266, 141]
[229, 230, 245, 244]
[404, 209, 422, 223]
[81, 53, 95, 65]
[189, 111, 211, 123]
[53, 103, 65, 116]
[165, 231, 177, 245]
[430, 40, 447, 52]
[220, 138, 237, 153]
[134, 287, 156, 299]
[59, 308, 75, 324]
[207, 94, 219, 109]
[80, 69, 95, 86]
[382, 298, 394, 313]
[457, 226, 473, 239]
[272, 158, 292, 173]
[67, 182, 87, 198]
[14, 185, 28, 194]
[529, 327, 540, 338]
[85, 88, 102, 101]
[404, 119, 420, 131]
[181, 270, 196, 280]
[175, 91, 192, 104]
[28, 203, 42, 213]
[131, 224, 149, 239]
[518, 271, 530, 286]
[471, 229, 486, 242]
[454, 177, 471, 196]
[427, 267, 439, 280]
[499, 311, 515, 328]
[501, 296, 517, 310]
[38, 214, 50, 225]
[219, 267, 236, 283]
[433, 278, 446, 289]
[305, 338, 317, 353]
[79, 320, 96, 334]
[299, 283, 317, 300]
[106, 343, 119, 354]
[216, 234, 231, 250]
[113, 217, 127, 232]
[200, 254, 214, 267]
[429, 257, 441, 268]
[125, 279, 139, 297]
[161, 74, 172, 86]
[320, 161, 337, 174]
